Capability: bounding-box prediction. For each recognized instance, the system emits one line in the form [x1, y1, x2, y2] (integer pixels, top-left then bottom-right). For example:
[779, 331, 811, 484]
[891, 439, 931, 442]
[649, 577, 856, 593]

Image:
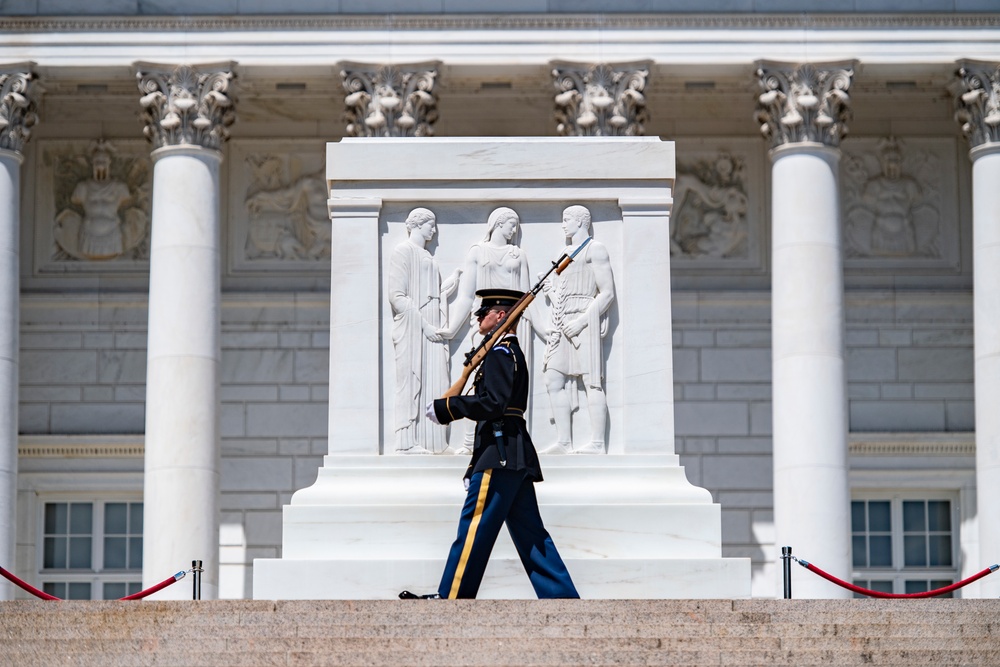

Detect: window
[851, 495, 959, 597]
[40, 500, 143, 600]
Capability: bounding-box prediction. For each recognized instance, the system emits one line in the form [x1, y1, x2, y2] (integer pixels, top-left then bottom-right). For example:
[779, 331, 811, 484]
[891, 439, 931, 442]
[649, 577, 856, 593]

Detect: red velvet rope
[0, 566, 60, 600]
[797, 558, 998, 598]
[1, 565, 186, 601]
[119, 571, 186, 600]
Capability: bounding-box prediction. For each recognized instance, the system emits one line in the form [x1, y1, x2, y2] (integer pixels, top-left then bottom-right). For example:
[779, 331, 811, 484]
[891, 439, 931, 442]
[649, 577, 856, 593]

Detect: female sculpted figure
[444, 207, 533, 454]
[388, 208, 457, 454]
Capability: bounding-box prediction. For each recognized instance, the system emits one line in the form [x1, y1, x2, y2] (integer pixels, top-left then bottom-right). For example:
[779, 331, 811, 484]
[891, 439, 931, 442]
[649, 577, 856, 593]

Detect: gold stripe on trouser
[447, 469, 492, 599]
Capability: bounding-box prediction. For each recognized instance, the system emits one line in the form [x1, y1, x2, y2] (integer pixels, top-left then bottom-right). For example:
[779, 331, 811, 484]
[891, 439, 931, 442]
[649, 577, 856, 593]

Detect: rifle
[441, 237, 592, 399]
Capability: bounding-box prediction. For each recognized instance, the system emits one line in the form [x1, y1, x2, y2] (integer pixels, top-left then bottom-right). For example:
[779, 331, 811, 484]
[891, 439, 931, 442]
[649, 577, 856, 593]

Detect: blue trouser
[438, 467, 580, 599]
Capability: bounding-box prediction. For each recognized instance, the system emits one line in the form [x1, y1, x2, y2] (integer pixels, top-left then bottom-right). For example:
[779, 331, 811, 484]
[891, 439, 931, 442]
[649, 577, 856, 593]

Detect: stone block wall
[18, 292, 330, 599]
[672, 289, 974, 597]
[16, 286, 976, 598]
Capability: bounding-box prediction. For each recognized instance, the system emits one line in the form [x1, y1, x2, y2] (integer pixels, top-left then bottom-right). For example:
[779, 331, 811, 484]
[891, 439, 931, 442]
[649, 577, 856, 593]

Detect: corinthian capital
[754, 60, 857, 150]
[951, 60, 1000, 150]
[0, 63, 40, 154]
[134, 62, 237, 151]
[551, 61, 651, 137]
[339, 61, 440, 137]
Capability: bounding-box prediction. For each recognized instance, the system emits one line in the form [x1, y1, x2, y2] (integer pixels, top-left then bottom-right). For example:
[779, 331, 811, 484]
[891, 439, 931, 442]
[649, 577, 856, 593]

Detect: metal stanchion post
[781, 546, 792, 599]
[192, 559, 203, 600]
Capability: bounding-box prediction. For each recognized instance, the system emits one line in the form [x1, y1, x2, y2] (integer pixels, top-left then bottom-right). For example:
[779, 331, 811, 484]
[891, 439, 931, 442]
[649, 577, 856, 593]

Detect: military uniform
[430, 289, 579, 600]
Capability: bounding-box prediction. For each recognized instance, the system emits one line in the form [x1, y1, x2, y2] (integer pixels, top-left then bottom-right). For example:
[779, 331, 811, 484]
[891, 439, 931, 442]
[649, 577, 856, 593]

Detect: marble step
[1, 599, 998, 666]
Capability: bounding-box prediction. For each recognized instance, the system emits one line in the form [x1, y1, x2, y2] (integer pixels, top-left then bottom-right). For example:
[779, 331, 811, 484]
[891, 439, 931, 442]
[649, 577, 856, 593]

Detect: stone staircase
[1, 599, 998, 666]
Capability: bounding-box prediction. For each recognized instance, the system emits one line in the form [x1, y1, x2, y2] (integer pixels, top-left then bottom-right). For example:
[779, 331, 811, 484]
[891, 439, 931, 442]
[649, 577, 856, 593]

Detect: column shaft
[971, 144, 1000, 597]
[143, 145, 222, 599]
[770, 144, 851, 598]
[0, 150, 21, 598]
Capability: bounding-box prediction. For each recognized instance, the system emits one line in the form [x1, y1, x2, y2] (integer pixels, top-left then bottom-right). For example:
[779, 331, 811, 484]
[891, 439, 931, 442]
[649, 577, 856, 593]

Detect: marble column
[135, 62, 236, 599]
[952, 60, 1000, 597]
[338, 61, 440, 137]
[550, 61, 651, 136]
[0, 65, 37, 599]
[755, 60, 857, 598]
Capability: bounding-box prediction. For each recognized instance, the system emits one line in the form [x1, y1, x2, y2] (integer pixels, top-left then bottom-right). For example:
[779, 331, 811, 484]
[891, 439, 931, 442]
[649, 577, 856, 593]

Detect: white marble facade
[3, 8, 999, 603]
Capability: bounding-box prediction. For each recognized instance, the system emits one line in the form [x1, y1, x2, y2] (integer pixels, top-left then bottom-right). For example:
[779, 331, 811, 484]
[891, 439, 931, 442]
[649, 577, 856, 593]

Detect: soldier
[405, 288, 579, 600]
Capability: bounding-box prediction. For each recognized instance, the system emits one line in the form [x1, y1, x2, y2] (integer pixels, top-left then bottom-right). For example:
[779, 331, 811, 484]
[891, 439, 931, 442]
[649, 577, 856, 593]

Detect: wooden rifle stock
[441, 239, 590, 399]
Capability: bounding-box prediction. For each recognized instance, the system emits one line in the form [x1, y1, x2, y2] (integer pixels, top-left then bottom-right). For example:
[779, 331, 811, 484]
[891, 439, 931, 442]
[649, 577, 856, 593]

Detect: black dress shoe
[399, 590, 442, 599]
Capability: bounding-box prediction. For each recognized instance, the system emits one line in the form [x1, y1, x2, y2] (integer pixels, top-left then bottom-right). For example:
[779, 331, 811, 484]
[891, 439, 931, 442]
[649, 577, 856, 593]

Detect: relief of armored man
[53, 140, 150, 261]
[540, 205, 615, 455]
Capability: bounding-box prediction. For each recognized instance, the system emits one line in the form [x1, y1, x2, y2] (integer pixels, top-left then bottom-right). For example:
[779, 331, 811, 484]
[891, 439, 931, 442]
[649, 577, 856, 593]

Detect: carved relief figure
[244, 155, 330, 261]
[443, 207, 534, 454]
[540, 205, 615, 454]
[53, 140, 150, 261]
[671, 154, 749, 259]
[388, 208, 459, 454]
[843, 138, 940, 258]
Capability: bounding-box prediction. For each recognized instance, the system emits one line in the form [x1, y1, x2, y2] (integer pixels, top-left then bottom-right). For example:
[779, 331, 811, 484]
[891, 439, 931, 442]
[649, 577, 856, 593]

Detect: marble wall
[671, 290, 974, 596]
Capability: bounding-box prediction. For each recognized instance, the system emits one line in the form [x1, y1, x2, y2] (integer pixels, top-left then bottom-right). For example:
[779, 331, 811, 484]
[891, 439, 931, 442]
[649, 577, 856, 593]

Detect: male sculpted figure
[443, 207, 534, 454]
[54, 140, 147, 261]
[863, 142, 922, 256]
[541, 205, 614, 454]
[387, 207, 458, 454]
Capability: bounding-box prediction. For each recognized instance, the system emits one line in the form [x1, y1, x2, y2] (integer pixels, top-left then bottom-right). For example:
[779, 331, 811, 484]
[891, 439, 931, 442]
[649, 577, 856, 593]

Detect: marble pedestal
[253, 137, 750, 599]
[253, 455, 749, 599]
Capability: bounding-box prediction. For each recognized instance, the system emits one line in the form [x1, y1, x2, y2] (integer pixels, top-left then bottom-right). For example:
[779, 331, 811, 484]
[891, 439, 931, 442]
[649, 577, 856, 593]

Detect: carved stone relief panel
[32, 139, 152, 274]
[377, 201, 624, 456]
[669, 138, 766, 272]
[227, 139, 329, 272]
[840, 137, 959, 271]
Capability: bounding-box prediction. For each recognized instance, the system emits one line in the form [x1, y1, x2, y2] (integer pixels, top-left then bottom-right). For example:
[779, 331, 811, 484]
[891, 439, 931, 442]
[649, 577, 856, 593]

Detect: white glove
[425, 401, 440, 425]
[464, 478, 471, 491]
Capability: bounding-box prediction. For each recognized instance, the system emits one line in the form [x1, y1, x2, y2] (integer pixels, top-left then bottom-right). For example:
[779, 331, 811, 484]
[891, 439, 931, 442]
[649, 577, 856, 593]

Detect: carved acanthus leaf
[951, 60, 1000, 149]
[134, 62, 237, 151]
[754, 60, 857, 150]
[339, 61, 440, 137]
[550, 61, 650, 137]
[0, 64, 39, 154]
